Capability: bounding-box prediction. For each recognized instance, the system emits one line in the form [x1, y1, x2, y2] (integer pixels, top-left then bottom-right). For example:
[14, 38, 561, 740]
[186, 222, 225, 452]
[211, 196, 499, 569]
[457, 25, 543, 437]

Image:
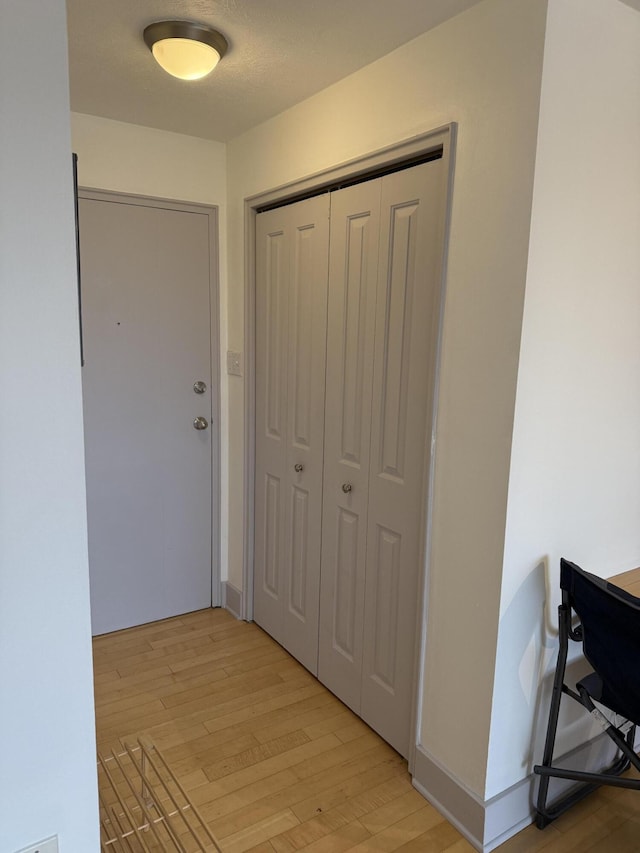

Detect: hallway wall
[490, 0, 640, 799]
[226, 0, 548, 798]
[0, 2, 99, 850]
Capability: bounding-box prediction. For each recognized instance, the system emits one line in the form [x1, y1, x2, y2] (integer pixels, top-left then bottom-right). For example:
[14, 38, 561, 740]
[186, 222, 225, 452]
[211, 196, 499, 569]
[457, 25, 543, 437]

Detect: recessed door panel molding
[291, 225, 316, 449]
[319, 500, 364, 714]
[289, 485, 310, 619]
[254, 193, 330, 676]
[340, 211, 378, 466]
[333, 507, 360, 660]
[263, 474, 281, 598]
[378, 201, 420, 482]
[80, 192, 218, 635]
[265, 231, 286, 439]
[371, 524, 402, 692]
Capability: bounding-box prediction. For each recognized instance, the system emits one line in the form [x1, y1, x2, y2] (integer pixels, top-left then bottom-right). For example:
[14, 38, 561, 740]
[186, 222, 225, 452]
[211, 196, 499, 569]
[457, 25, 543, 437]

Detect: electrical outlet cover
[16, 837, 58, 853]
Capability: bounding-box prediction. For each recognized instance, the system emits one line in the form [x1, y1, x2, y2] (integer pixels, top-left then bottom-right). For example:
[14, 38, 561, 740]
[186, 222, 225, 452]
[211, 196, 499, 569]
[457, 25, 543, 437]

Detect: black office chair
[534, 558, 640, 828]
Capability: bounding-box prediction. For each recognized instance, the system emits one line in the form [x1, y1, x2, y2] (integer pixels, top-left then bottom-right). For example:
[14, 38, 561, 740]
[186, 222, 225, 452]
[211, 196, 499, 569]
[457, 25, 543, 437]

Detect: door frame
[78, 188, 223, 607]
[242, 124, 456, 768]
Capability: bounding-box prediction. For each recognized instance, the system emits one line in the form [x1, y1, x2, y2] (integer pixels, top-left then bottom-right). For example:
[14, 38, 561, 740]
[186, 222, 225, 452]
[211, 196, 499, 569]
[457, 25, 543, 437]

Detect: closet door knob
[341, 482, 352, 494]
[193, 417, 209, 430]
[294, 463, 304, 473]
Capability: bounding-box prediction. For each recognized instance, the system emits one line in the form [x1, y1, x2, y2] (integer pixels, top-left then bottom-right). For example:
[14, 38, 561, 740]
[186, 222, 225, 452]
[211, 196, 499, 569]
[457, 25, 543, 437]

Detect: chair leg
[536, 688, 640, 827]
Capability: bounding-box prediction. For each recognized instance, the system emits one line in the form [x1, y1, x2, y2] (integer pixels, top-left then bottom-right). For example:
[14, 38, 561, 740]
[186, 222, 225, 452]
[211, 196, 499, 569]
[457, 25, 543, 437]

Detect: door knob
[193, 380, 207, 394]
[341, 482, 353, 493]
[294, 463, 304, 473]
[193, 417, 209, 430]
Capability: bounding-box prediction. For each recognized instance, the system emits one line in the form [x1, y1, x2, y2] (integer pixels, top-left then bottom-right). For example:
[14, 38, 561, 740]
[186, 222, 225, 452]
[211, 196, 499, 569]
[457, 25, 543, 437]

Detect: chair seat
[578, 671, 638, 726]
[577, 672, 603, 702]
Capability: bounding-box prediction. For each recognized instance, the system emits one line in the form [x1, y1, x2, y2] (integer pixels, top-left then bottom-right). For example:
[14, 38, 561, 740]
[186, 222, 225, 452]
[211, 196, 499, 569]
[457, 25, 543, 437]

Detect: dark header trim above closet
[256, 146, 443, 214]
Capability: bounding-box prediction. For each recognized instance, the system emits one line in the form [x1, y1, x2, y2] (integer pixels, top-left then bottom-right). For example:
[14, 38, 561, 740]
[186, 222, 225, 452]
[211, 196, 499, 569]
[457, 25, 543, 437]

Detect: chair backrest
[561, 558, 640, 725]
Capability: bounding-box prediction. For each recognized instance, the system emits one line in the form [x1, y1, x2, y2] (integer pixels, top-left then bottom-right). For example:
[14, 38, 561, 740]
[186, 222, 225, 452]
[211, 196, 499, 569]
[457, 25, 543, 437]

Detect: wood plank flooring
[93, 608, 640, 852]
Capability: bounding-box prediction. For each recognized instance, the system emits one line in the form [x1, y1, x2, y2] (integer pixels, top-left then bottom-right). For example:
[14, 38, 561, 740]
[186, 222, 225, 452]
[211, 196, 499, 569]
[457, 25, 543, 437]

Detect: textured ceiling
[66, 0, 487, 142]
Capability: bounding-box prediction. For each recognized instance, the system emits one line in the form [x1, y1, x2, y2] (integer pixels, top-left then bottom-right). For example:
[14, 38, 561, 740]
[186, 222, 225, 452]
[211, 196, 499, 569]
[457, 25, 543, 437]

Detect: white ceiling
[66, 0, 640, 143]
[66, 0, 487, 142]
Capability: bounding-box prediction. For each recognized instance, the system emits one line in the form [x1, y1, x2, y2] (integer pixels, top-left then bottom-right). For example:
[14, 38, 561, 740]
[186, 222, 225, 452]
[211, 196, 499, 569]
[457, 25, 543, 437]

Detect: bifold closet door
[318, 179, 382, 711]
[361, 160, 445, 756]
[254, 194, 330, 674]
[319, 159, 446, 757]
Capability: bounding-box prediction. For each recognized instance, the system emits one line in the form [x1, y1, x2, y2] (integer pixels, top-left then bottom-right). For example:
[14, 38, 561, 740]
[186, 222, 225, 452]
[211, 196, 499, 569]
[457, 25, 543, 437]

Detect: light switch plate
[227, 350, 243, 377]
[16, 838, 58, 853]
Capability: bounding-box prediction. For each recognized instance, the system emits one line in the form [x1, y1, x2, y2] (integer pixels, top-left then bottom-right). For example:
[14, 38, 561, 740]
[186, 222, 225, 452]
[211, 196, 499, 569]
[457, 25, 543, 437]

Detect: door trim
[78, 188, 223, 607]
[242, 124, 456, 768]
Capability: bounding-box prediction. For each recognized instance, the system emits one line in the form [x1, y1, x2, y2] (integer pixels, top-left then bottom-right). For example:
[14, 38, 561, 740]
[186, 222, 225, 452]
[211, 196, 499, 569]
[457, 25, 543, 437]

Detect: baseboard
[222, 581, 242, 619]
[413, 732, 620, 852]
[412, 746, 485, 851]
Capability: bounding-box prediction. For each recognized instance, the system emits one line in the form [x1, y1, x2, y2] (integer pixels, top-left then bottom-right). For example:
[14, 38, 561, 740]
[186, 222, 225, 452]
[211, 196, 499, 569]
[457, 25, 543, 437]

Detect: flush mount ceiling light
[143, 21, 228, 81]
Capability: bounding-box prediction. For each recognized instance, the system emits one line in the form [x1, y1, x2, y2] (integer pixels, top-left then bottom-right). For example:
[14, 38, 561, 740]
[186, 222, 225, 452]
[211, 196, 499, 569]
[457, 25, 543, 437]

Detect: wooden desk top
[610, 566, 640, 598]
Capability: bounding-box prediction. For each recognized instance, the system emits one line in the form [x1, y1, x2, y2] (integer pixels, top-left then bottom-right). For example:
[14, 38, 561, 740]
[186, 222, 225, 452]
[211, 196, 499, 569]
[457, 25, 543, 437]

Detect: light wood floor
[93, 608, 640, 852]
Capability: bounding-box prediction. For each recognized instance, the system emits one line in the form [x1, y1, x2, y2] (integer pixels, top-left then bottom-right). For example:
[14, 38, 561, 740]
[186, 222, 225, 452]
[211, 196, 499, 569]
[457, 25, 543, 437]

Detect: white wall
[70, 113, 231, 582]
[227, 0, 547, 795]
[0, 2, 99, 850]
[488, 0, 640, 798]
[71, 113, 226, 204]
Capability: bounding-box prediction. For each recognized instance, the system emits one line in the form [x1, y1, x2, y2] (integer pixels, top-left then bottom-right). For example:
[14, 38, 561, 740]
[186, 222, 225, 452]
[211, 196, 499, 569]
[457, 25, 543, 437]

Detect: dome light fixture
[143, 21, 228, 81]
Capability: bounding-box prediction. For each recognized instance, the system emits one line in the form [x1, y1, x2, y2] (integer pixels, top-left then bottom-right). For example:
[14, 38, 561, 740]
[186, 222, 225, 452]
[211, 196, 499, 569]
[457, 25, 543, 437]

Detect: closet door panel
[254, 214, 290, 639]
[362, 160, 446, 757]
[318, 180, 381, 711]
[283, 198, 330, 673]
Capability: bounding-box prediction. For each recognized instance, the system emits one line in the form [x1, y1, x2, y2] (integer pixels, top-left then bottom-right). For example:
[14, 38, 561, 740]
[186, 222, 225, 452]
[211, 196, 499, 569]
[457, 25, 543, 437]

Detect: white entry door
[80, 193, 215, 635]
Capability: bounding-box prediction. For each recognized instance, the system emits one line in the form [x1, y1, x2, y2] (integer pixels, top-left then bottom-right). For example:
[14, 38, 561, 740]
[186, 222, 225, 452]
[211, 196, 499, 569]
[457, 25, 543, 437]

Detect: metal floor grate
[98, 737, 221, 852]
